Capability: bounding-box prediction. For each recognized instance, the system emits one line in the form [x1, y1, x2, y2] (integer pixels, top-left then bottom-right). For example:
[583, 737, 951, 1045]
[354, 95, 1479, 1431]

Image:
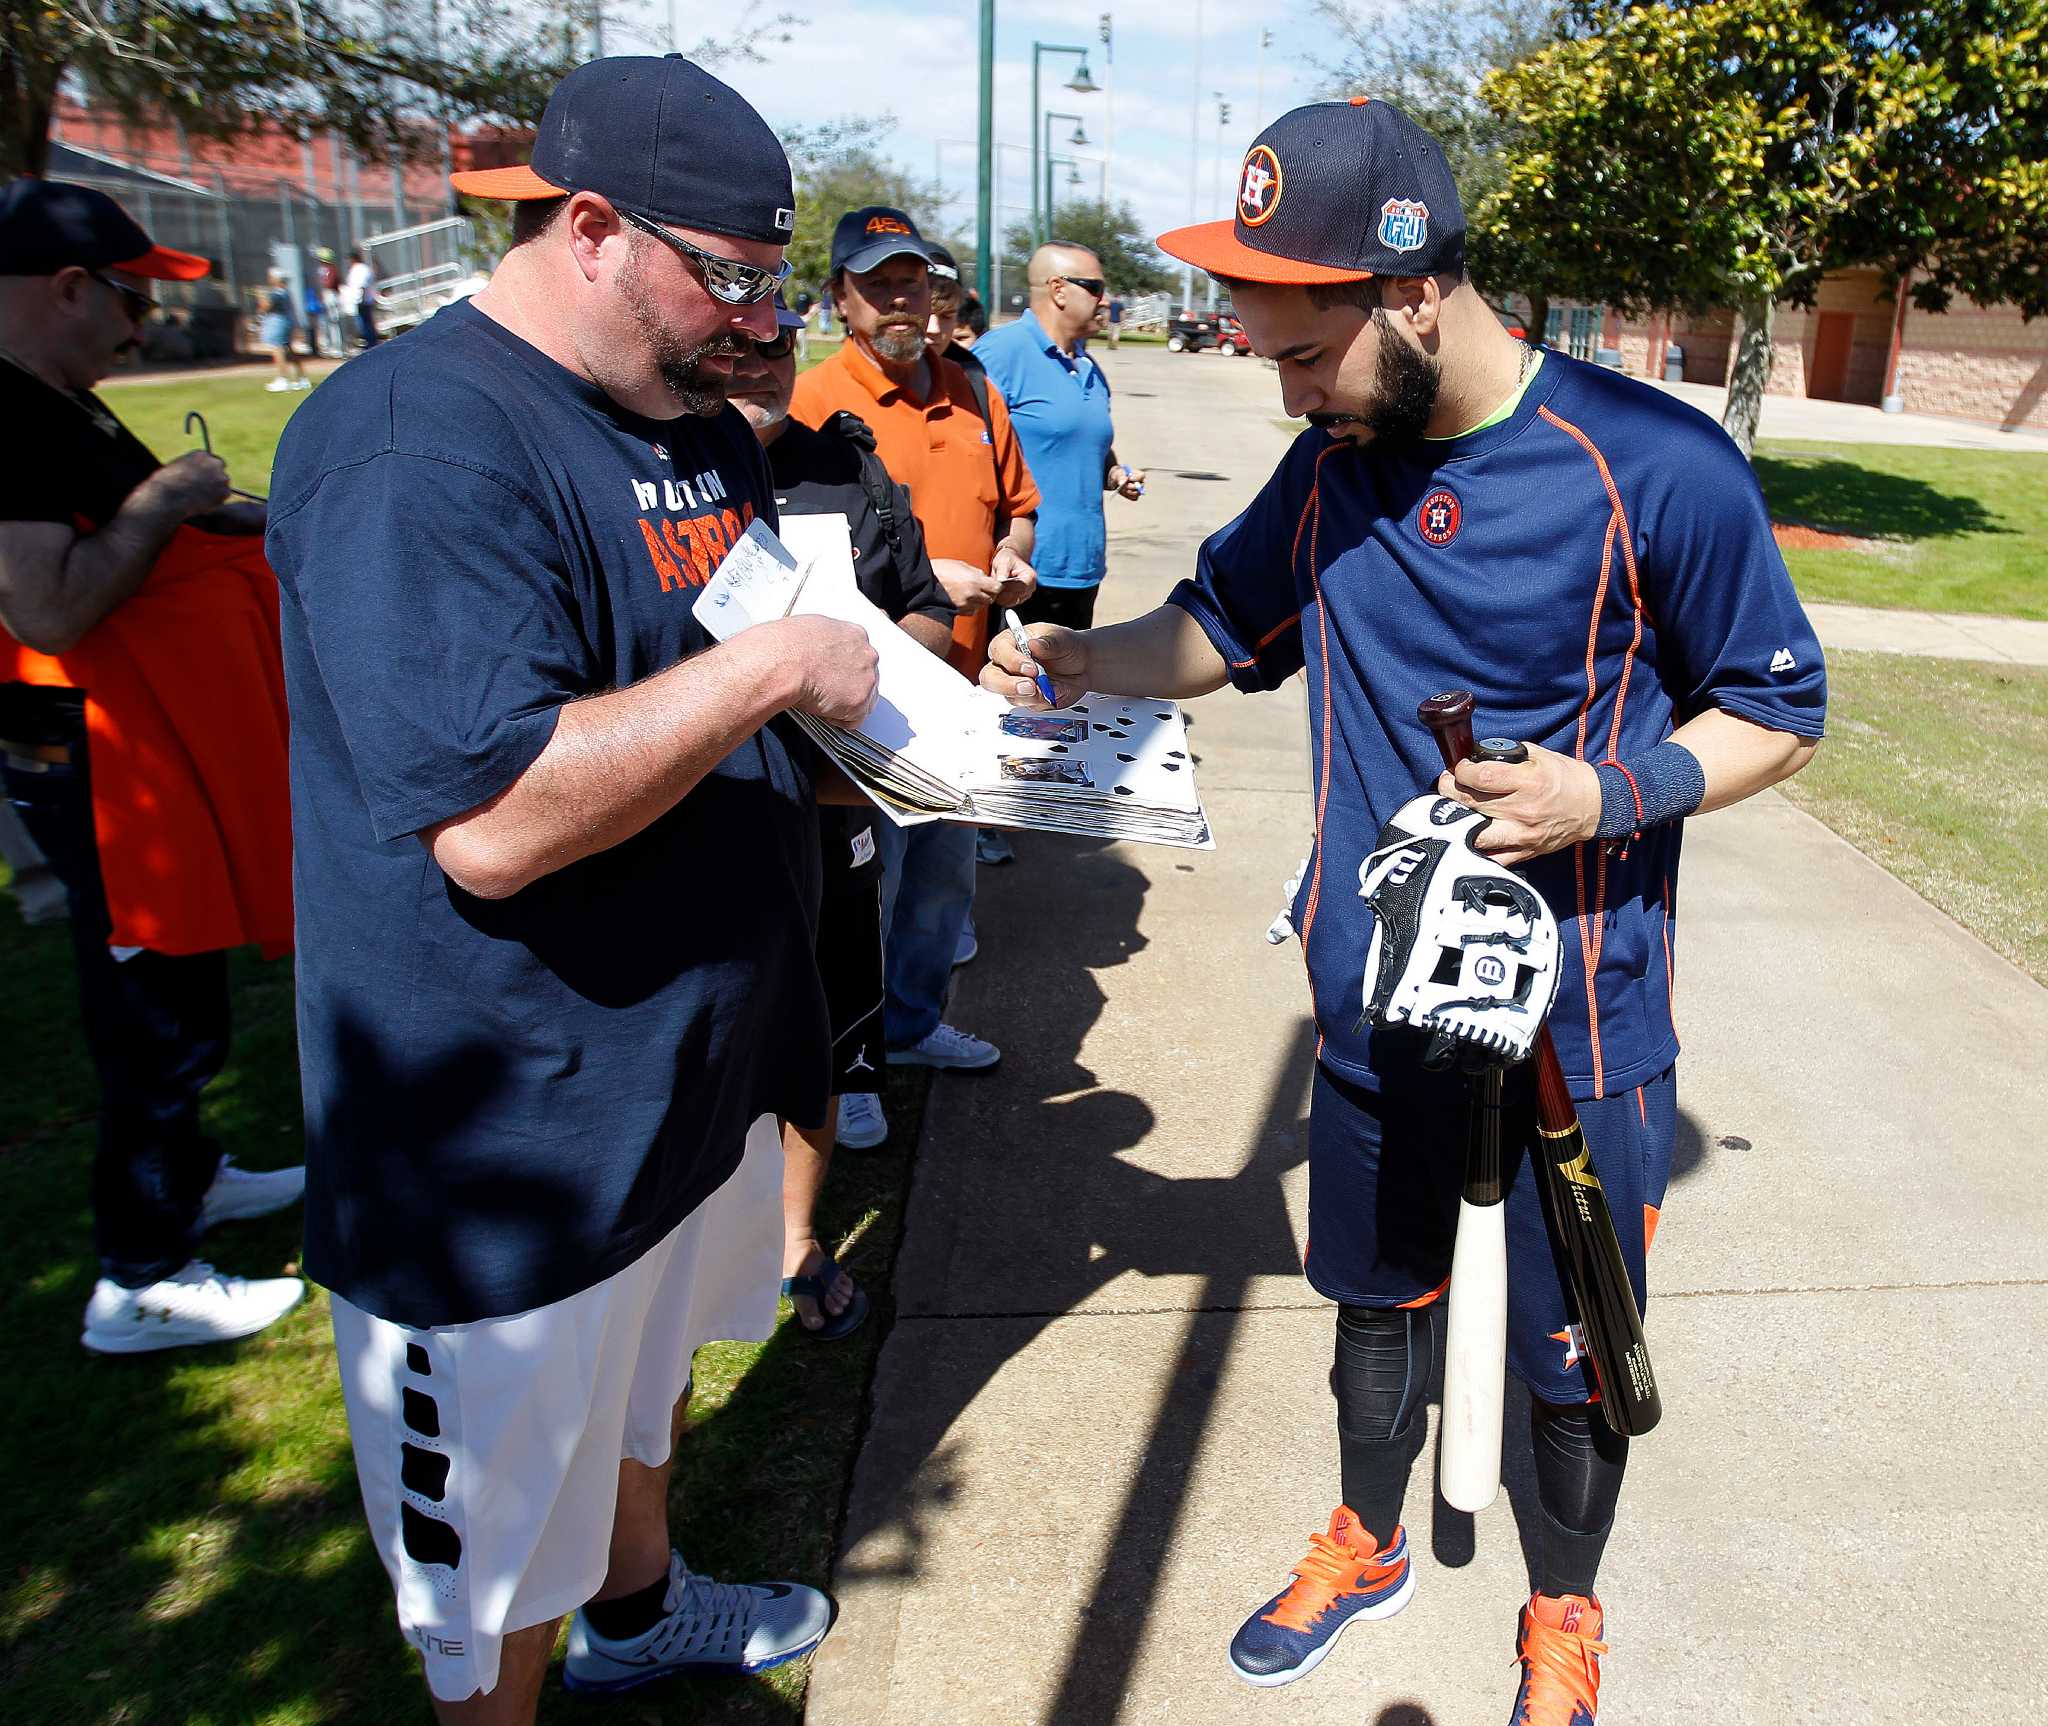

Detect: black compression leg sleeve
[1529, 1395, 1630, 1597]
[1331, 1304, 1434, 1549]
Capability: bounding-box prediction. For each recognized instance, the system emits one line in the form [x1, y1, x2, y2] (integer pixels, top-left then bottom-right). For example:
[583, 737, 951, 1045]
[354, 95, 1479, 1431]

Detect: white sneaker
[81, 1262, 304, 1354]
[836, 1092, 888, 1150]
[264, 377, 292, 392]
[290, 377, 312, 390]
[953, 925, 979, 967]
[562, 1549, 832, 1691]
[200, 1158, 306, 1230]
[887, 1023, 1000, 1070]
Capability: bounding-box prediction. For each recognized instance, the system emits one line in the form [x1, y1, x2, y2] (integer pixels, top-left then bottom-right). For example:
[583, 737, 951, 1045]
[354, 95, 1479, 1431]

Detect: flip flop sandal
[781, 1254, 870, 1342]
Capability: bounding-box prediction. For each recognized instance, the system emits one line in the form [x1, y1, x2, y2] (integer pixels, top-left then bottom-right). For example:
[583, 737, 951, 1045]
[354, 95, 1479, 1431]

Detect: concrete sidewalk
[1650, 377, 2048, 452]
[1805, 600, 2048, 665]
[806, 347, 2048, 1726]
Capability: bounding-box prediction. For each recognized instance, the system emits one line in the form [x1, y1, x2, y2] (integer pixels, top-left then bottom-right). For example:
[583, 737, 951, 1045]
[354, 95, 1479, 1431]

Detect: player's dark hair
[961, 295, 988, 337]
[1210, 271, 1462, 312]
[511, 196, 569, 247]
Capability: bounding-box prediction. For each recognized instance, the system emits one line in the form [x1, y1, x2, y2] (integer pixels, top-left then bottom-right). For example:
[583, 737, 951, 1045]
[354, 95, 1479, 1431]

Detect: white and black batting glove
[1357, 795, 1563, 1062]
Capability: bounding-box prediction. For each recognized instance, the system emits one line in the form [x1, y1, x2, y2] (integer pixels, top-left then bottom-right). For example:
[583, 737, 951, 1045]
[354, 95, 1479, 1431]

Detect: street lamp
[1043, 109, 1090, 243]
[1032, 42, 1099, 251]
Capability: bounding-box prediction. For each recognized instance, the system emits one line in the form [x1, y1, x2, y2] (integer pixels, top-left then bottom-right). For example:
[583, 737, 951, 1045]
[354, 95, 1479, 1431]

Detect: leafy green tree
[1480, 0, 2048, 454]
[1001, 199, 1173, 297]
[2, 2, 795, 187]
[778, 116, 948, 296]
[1311, 0, 1568, 333]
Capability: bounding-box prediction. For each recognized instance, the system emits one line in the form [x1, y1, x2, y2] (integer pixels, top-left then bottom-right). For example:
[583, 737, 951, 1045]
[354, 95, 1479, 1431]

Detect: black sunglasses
[753, 329, 798, 360]
[1054, 275, 1106, 299]
[89, 270, 157, 322]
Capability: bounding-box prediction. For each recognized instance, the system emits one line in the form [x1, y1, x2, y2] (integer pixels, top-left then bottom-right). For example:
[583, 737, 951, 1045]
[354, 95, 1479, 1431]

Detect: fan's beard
[620, 251, 748, 415]
[1307, 310, 1441, 443]
[870, 321, 925, 363]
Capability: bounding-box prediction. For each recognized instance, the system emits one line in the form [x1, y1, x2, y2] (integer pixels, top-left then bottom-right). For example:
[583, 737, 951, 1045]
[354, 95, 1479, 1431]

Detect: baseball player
[986, 98, 1827, 1723]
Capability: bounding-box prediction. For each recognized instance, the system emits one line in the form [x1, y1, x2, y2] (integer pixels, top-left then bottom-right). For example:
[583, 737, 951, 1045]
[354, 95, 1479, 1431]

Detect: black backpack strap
[824, 412, 905, 571]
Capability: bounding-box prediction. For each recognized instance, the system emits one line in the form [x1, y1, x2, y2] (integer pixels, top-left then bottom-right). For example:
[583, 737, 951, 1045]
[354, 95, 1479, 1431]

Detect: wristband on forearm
[1595, 740, 1706, 842]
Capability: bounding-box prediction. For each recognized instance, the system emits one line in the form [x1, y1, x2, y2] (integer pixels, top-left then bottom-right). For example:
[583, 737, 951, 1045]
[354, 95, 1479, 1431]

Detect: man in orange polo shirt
[792, 205, 1037, 1091]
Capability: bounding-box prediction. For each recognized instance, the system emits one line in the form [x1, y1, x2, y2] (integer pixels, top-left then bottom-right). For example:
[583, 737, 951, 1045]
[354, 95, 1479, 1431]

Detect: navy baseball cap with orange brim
[0, 180, 210, 281]
[1157, 97, 1464, 286]
[450, 55, 796, 246]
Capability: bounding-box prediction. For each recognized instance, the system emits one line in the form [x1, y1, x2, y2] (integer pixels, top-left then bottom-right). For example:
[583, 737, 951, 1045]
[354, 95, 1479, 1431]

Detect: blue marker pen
[1003, 607, 1060, 707]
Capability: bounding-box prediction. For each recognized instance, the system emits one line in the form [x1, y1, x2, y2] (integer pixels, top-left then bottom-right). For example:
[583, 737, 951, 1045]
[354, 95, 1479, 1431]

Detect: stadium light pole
[977, 0, 995, 308]
[1182, 0, 1204, 313]
[1031, 43, 1098, 252]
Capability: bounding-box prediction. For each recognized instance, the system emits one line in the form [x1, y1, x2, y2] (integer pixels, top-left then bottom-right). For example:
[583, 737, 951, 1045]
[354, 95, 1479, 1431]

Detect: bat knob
[1474, 737, 1529, 764]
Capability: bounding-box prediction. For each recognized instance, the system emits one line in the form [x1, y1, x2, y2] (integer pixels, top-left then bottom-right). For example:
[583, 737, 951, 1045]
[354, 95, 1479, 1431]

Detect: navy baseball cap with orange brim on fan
[0, 180, 211, 281]
[1157, 97, 1465, 286]
[449, 54, 796, 245]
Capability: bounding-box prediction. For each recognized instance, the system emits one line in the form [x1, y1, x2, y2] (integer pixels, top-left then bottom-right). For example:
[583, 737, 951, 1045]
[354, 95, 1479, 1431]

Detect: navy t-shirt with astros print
[267, 298, 827, 1329]
[1170, 352, 1826, 1102]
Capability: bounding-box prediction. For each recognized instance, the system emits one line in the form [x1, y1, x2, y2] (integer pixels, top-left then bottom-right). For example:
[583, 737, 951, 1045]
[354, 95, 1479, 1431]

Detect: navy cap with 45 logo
[1158, 97, 1464, 286]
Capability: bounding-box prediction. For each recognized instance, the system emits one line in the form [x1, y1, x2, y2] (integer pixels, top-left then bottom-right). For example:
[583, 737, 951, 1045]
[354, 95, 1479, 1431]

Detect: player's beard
[1308, 309, 1441, 444]
[620, 246, 749, 415]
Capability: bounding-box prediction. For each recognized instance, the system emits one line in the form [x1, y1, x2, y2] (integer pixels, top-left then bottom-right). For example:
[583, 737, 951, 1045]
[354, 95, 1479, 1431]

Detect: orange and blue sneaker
[1226, 1506, 1414, 1687]
[1511, 1591, 1607, 1724]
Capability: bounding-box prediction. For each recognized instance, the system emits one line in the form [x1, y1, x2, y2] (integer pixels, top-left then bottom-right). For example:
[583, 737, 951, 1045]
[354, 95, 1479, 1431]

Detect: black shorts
[817, 808, 885, 1093]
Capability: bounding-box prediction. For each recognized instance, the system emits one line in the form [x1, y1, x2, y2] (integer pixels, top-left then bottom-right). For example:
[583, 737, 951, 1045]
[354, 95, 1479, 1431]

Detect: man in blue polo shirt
[974, 242, 1145, 636]
[986, 99, 1825, 1724]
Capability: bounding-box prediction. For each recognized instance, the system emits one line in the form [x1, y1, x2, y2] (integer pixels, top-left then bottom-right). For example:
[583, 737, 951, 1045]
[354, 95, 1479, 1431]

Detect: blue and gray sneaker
[562, 1550, 832, 1693]
[1227, 1508, 1414, 1688]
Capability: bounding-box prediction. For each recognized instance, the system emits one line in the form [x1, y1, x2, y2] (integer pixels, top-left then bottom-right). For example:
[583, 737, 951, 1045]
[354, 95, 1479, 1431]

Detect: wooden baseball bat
[1418, 692, 1662, 1440]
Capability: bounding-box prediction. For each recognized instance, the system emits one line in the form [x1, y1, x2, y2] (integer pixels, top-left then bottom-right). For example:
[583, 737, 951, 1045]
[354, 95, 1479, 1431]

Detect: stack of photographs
[695, 520, 1214, 850]
[963, 702, 1212, 848]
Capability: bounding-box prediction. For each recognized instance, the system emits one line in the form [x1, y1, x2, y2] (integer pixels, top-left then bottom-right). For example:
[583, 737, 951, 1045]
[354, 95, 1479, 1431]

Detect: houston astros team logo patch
[1418, 488, 1461, 545]
[1239, 146, 1283, 227]
[1379, 197, 1430, 252]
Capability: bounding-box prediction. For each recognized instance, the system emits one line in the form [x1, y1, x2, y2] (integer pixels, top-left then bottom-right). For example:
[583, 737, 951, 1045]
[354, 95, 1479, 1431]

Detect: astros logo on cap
[1379, 197, 1430, 253]
[1238, 146, 1283, 227]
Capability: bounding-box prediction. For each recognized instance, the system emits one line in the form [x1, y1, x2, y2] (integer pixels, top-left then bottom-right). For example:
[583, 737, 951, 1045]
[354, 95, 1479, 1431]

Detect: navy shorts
[1305, 1057, 1676, 1405]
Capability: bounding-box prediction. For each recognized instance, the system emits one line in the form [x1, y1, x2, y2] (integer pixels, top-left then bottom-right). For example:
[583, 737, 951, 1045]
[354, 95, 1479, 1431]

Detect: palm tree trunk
[1722, 290, 1776, 460]
[1524, 292, 1551, 347]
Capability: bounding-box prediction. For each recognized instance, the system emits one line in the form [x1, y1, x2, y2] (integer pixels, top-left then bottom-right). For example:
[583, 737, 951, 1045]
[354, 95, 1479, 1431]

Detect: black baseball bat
[1419, 691, 1662, 1437]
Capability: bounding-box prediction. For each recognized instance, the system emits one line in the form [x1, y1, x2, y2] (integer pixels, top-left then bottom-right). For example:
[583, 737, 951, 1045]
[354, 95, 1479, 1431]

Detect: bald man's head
[1028, 242, 1105, 347]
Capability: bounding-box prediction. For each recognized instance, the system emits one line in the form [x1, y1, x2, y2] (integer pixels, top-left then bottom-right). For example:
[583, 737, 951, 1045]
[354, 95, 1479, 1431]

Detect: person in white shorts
[264, 55, 880, 1722]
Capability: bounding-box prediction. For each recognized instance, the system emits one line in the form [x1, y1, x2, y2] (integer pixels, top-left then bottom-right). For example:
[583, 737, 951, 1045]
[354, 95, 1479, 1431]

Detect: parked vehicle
[1165, 310, 1249, 355]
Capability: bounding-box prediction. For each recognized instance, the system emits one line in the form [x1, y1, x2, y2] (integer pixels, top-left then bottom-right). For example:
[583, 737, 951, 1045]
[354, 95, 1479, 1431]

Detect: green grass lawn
[1752, 438, 2048, 620]
[0, 871, 928, 1723]
[104, 371, 328, 496]
[1779, 650, 2048, 983]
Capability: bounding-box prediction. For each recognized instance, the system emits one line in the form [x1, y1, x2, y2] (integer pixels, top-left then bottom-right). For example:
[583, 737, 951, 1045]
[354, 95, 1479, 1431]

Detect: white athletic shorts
[330, 1114, 784, 1702]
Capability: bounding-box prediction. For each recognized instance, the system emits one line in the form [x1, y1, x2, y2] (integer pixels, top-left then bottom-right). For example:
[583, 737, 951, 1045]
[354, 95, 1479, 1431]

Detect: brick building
[1530, 271, 2048, 432]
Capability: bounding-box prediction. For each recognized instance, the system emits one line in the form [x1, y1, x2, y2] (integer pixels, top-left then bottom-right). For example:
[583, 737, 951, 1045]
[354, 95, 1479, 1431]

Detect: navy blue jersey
[268, 300, 828, 1328]
[1171, 354, 1825, 1100]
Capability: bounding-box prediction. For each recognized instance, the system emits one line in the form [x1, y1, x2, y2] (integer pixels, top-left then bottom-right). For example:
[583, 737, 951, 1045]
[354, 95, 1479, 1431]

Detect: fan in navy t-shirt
[269, 296, 846, 1330]
[986, 97, 1828, 1723]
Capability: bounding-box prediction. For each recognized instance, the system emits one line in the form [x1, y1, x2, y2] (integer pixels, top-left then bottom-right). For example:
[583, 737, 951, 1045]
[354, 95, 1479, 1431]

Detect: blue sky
[605, 0, 1329, 261]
